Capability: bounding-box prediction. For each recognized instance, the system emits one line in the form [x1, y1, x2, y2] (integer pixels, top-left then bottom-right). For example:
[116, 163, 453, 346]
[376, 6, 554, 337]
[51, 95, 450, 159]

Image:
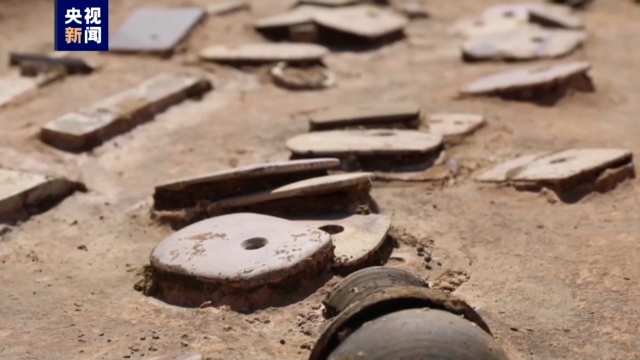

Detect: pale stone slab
[450, 17, 534, 39]
[0, 69, 65, 109]
[254, 6, 327, 29]
[313, 5, 408, 39]
[475, 153, 547, 183]
[207, 0, 249, 16]
[156, 158, 340, 191]
[110, 8, 206, 53]
[40, 73, 212, 152]
[293, 213, 391, 269]
[208, 172, 374, 210]
[462, 28, 586, 61]
[150, 213, 333, 286]
[308, 103, 421, 131]
[482, 3, 547, 21]
[0, 168, 77, 219]
[529, 6, 583, 29]
[287, 130, 442, 156]
[426, 113, 485, 143]
[298, 0, 361, 6]
[512, 149, 632, 183]
[200, 43, 329, 63]
[149, 351, 202, 360]
[460, 61, 591, 96]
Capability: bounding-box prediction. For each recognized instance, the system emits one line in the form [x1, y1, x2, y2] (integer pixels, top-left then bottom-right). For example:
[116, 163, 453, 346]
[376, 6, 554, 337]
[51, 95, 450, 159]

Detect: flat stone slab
[460, 61, 591, 96]
[199, 43, 329, 63]
[254, 6, 327, 29]
[313, 5, 408, 39]
[511, 149, 632, 183]
[153, 158, 340, 210]
[9, 52, 95, 75]
[40, 73, 212, 152]
[482, 3, 547, 21]
[287, 130, 442, 156]
[451, 16, 524, 38]
[462, 28, 586, 61]
[110, 7, 205, 53]
[149, 352, 202, 360]
[0, 168, 77, 219]
[425, 113, 485, 143]
[208, 172, 374, 210]
[475, 153, 547, 183]
[308, 103, 421, 131]
[150, 213, 333, 287]
[298, 0, 362, 6]
[529, 6, 583, 29]
[293, 213, 391, 269]
[207, 0, 249, 16]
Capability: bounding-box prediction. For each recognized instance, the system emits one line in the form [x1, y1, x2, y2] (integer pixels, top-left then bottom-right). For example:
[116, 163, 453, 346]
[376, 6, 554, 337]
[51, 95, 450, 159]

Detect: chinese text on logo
[55, 0, 109, 51]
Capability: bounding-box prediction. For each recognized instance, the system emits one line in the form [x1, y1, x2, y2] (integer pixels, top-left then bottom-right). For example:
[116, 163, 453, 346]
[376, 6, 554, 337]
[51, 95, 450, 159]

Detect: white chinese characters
[63, 6, 103, 44]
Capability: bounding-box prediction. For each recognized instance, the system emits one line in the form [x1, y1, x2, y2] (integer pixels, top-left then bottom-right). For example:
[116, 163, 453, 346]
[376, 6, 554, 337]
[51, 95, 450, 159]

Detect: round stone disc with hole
[150, 213, 333, 287]
[155, 158, 340, 191]
[426, 113, 485, 142]
[209, 172, 374, 210]
[462, 28, 586, 61]
[308, 102, 421, 130]
[511, 148, 632, 183]
[292, 213, 391, 269]
[199, 43, 329, 62]
[460, 61, 591, 95]
[286, 130, 443, 156]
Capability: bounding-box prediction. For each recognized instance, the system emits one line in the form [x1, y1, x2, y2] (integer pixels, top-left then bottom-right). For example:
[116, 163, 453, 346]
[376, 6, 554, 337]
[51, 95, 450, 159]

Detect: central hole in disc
[319, 225, 345, 235]
[241, 237, 268, 250]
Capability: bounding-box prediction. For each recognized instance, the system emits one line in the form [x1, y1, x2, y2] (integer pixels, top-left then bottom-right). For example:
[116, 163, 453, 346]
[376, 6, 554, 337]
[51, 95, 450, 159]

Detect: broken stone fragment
[148, 213, 334, 308]
[313, 5, 408, 39]
[424, 113, 485, 144]
[460, 61, 594, 104]
[394, 2, 430, 19]
[0, 168, 81, 222]
[199, 43, 329, 64]
[287, 129, 443, 171]
[270, 62, 336, 90]
[9, 53, 96, 75]
[206, 0, 249, 16]
[462, 28, 586, 61]
[153, 158, 341, 211]
[308, 103, 422, 131]
[40, 73, 212, 152]
[292, 213, 391, 272]
[476, 149, 635, 202]
[298, 0, 362, 6]
[109, 7, 205, 54]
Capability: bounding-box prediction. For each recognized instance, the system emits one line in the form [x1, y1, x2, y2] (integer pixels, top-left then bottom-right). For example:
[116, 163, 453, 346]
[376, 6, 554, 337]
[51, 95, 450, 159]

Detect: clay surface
[199, 43, 329, 63]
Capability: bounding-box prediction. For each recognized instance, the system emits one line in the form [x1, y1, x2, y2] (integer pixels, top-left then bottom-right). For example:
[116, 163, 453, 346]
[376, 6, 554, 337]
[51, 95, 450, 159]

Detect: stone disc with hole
[254, 6, 327, 29]
[287, 130, 442, 156]
[150, 213, 334, 287]
[475, 153, 548, 183]
[313, 5, 408, 39]
[450, 17, 534, 39]
[109, 8, 205, 53]
[292, 213, 391, 269]
[199, 43, 329, 63]
[308, 103, 421, 131]
[426, 113, 485, 143]
[510, 149, 633, 183]
[153, 158, 340, 210]
[460, 61, 591, 95]
[462, 28, 586, 61]
[209, 172, 374, 210]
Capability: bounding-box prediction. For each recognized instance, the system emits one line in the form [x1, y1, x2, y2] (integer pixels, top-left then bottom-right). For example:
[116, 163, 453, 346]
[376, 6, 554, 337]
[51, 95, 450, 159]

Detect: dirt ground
[1, 0, 639, 359]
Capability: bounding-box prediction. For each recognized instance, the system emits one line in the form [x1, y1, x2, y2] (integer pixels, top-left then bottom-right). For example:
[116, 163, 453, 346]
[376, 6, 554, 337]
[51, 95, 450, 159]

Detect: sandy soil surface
[1, 0, 640, 359]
